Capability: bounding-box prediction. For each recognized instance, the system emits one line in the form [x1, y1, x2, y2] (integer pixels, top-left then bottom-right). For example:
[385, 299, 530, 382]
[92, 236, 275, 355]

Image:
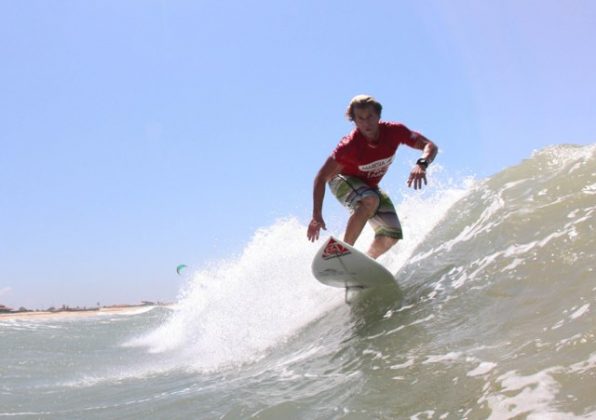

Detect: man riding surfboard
[307, 95, 438, 259]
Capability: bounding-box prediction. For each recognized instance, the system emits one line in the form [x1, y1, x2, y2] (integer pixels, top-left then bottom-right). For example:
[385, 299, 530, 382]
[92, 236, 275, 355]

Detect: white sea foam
[570, 304, 590, 320]
[467, 361, 497, 377]
[481, 368, 567, 419]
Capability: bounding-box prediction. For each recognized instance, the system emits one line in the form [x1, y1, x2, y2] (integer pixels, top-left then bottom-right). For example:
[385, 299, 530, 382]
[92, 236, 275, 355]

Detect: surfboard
[311, 236, 396, 289]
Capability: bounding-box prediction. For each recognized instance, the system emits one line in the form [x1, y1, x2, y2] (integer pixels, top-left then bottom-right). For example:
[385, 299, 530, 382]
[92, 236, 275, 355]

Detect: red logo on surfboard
[322, 238, 351, 260]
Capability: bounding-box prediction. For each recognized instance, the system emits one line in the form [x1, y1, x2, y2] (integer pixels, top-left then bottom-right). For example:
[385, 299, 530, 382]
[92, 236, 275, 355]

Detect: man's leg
[366, 190, 403, 259]
[328, 175, 381, 246]
[343, 195, 379, 245]
[367, 236, 399, 259]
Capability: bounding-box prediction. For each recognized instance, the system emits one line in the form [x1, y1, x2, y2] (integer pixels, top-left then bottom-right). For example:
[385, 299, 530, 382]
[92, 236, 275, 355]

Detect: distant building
[0, 304, 14, 313]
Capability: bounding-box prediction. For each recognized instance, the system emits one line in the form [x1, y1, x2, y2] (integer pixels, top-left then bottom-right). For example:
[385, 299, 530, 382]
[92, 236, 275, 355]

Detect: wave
[128, 144, 595, 418]
[400, 144, 595, 297]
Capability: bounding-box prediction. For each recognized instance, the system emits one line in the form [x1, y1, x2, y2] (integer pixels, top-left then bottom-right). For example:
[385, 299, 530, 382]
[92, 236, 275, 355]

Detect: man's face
[353, 106, 380, 140]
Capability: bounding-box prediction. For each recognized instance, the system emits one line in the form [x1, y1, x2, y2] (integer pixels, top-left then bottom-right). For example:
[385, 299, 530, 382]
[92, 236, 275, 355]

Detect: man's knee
[356, 195, 379, 217]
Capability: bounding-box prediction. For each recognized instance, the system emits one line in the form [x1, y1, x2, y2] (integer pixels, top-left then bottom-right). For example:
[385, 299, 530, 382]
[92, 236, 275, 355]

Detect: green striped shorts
[328, 175, 403, 240]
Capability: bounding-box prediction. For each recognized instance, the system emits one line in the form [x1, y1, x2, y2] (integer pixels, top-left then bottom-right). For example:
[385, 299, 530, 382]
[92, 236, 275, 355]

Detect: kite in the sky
[176, 264, 188, 275]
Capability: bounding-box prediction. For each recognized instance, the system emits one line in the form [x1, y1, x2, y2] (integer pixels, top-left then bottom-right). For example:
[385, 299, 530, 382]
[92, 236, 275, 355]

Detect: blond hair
[345, 94, 383, 121]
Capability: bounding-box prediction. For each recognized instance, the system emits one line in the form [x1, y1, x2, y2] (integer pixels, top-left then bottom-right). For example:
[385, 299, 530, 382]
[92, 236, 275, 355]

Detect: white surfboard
[312, 236, 396, 289]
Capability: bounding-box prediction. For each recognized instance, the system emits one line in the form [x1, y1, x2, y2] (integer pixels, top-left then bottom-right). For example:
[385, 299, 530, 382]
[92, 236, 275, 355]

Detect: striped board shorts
[328, 175, 403, 240]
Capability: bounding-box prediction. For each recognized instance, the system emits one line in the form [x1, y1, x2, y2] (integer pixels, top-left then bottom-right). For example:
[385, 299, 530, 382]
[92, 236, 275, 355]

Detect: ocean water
[1, 144, 595, 419]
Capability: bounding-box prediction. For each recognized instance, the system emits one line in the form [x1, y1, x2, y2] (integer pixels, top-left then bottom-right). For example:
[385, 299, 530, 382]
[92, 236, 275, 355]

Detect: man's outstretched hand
[407, 165, 428, 190]
[307, 217, 326, 242]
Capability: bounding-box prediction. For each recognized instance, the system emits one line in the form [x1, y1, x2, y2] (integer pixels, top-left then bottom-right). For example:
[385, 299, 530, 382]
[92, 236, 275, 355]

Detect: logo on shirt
[359, 155, 395, 179]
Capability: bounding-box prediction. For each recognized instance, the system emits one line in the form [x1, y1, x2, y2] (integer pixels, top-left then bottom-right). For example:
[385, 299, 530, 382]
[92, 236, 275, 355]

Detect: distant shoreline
[0, 304, 172, 321]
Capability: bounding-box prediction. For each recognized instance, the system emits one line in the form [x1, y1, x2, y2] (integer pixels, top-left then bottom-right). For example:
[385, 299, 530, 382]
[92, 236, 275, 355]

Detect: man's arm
[307, 157, 342, 242]
[407, 133, 438, 190]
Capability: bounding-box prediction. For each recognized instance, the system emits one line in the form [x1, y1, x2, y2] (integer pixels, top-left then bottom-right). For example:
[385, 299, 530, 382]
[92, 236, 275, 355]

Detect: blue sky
[1, 1, 594, 309]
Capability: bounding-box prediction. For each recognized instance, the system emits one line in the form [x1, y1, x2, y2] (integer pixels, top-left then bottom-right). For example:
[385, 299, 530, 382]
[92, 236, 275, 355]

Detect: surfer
[307, 95, 438, 259]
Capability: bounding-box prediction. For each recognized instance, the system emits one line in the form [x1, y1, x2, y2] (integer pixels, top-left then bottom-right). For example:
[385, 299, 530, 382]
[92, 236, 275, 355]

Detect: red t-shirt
[331, 121, 419, 187]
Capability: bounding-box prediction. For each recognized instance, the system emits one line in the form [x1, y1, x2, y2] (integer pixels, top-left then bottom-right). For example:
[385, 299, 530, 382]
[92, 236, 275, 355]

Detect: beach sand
[0, 306, 160, 321]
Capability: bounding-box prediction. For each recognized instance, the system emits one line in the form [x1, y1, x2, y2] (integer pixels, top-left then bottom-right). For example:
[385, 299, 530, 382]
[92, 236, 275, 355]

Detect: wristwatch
[416, 158, 429, 169]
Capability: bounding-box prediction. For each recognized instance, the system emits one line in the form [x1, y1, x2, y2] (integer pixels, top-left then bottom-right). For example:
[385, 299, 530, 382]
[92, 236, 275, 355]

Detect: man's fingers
[418, 175, 426, 189]
[307, 219, 327, 242]
[408, 171, 427, 189]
